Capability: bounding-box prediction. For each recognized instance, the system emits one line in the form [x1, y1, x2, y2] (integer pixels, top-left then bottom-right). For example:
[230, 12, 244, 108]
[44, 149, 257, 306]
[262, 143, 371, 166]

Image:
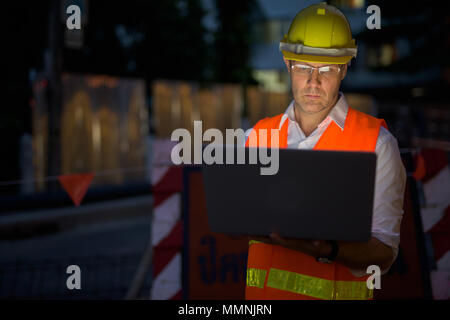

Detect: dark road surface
[0, 201, 152, 299]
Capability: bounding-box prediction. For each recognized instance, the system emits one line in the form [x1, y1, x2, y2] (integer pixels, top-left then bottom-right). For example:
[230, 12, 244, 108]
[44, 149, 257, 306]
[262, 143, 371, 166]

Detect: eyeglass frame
[289, 62, 343, 76]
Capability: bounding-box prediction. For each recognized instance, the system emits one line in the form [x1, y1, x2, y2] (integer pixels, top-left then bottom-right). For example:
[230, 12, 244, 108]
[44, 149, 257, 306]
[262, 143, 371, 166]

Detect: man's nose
[307, 69, 321, 86]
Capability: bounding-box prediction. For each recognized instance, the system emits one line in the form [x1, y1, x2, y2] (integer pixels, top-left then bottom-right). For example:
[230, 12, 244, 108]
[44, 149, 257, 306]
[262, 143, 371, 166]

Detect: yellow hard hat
[280, 3, 357, 64]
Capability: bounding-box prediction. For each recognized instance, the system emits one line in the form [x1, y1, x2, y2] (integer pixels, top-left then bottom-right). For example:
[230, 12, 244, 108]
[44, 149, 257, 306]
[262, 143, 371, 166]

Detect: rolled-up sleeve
[349, 127, 407, 277]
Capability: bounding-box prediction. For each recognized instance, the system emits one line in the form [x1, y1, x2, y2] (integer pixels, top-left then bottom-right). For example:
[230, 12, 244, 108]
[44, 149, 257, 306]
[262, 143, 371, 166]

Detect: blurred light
[92, 117, 101, 154]
[330, 0, 365, 9]
[379, 44, 394, 66]
[411, 87, 425, 97]
[87, 76, 118, 88]
[351, 0, 365, 9]
[252, 70, 289, 93]
[75, 105, 83, 123]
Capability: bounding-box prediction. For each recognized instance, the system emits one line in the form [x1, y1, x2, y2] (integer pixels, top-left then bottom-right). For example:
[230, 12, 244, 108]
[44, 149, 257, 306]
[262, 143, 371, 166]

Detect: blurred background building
[1, 0, 449, 299]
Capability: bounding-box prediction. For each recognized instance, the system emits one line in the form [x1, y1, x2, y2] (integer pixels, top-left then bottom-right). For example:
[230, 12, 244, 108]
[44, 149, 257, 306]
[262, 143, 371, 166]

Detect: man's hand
[249, 233, 395, 272]
[250, 233, 332, 258]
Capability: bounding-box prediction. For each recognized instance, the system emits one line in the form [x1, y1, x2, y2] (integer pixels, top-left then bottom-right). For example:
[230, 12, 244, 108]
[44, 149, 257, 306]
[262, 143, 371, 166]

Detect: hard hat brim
[282, 50, 352, 64]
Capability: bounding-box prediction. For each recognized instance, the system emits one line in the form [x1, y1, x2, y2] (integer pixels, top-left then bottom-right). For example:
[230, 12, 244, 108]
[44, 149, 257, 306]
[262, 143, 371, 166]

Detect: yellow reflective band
[266, 268, 373, 300]
[246, 268, 267, 289]
[334, 280, 374, 300]
[249, 240, 263, 246]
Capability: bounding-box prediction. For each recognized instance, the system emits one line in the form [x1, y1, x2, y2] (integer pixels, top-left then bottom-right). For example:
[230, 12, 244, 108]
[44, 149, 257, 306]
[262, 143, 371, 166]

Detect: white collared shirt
[246, 92, 407, 276]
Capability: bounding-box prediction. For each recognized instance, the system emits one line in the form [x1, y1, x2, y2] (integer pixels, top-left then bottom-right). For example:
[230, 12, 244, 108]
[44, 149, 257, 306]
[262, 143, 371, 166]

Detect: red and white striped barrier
[416, 148, 450, 299]
[150, 139, 183, 300]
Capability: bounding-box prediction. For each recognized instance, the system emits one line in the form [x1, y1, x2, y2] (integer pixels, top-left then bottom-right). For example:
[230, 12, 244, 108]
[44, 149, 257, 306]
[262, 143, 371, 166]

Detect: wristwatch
[316, 240, 339, 264]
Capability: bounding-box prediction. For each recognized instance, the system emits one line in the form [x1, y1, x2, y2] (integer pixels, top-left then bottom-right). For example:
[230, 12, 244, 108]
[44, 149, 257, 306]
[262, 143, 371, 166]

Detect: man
[244, 3, 406, 300]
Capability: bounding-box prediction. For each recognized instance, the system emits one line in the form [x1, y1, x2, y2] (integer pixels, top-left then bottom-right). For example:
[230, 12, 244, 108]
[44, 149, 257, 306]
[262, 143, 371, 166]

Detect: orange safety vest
[245, 107, 388, 300]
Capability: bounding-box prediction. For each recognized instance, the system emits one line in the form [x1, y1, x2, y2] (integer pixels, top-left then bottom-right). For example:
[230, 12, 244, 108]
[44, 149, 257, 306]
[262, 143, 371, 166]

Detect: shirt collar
[284, 92, 349, 131]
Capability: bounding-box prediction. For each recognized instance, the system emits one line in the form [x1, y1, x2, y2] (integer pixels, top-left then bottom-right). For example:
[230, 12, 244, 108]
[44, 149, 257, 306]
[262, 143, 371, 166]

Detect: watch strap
[316, 240, 339, 263]
[327, 240, 339, 262]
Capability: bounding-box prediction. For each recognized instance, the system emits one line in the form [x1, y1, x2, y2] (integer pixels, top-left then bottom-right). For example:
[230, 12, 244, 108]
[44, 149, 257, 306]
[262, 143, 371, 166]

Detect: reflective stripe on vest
[247, 267, 373, 300]
[247, 268, 267, 289]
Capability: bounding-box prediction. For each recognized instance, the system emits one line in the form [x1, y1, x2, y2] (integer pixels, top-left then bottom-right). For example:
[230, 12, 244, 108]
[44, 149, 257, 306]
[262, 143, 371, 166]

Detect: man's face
[284, 59, 347, 115]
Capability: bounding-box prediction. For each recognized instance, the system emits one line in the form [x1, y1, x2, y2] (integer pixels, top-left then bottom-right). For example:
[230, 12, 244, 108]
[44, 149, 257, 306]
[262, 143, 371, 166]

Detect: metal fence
[0, 254, 151, 300]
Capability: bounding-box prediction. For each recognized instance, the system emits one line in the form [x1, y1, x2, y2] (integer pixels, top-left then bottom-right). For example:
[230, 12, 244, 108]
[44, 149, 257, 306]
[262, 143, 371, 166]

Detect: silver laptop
[202, 146, 377, 242]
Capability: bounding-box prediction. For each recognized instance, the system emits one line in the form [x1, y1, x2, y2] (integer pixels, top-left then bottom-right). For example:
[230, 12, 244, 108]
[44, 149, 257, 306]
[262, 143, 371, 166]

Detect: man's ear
[283, 58, 290, 72]
[340, 63, 348, 80]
